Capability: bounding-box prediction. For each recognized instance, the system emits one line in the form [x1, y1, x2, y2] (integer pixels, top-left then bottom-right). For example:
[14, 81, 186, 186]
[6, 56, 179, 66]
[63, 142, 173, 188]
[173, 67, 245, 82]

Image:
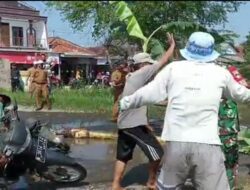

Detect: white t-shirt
[120, 60, 250, 145]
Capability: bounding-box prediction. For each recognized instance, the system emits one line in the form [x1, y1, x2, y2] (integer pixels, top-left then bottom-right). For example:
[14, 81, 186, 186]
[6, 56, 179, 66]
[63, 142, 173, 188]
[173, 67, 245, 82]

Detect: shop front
[0, 51, 60, 90]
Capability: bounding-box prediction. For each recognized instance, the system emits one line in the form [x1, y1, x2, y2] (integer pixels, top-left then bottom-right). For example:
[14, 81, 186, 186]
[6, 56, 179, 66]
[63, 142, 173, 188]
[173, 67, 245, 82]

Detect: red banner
[0, 51, 45, 64]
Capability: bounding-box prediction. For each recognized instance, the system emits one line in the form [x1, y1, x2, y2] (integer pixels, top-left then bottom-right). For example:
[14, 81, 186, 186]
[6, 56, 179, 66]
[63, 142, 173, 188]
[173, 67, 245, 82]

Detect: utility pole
[52, 30, 55, 37]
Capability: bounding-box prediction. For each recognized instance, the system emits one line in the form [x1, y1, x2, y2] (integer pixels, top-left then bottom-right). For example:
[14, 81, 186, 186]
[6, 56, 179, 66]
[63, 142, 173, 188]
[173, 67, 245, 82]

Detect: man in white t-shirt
[119, 31, 250, 190]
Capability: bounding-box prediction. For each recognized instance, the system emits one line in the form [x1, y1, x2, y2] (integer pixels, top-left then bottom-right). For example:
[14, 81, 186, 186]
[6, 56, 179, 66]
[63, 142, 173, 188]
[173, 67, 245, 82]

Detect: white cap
[33, 60, 44, 65]
[132, 52, 157, 65]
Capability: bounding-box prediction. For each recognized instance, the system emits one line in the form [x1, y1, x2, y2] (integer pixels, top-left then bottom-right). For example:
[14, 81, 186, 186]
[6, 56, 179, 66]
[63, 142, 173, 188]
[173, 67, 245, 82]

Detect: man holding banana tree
[112, 33, 175, 190]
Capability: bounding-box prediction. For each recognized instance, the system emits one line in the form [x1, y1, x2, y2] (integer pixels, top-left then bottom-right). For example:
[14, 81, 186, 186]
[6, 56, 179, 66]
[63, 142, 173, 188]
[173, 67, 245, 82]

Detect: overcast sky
[25, 1, 250, 47]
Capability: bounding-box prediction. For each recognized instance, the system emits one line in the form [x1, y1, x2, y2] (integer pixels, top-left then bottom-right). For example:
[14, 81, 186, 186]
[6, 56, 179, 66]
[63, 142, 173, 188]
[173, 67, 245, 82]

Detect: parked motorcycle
[1, 99, 87, 184]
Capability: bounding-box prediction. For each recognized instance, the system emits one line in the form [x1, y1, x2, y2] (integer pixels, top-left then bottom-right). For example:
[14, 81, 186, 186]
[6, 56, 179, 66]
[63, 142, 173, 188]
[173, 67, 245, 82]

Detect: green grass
[0, 87, 114, 113]
[0, 87, 167, 117]
[1, 87, 250, 122]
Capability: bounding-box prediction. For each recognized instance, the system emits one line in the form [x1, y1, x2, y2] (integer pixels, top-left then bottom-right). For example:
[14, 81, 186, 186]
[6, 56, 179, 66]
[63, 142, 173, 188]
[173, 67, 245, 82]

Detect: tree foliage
[46, 1, 242, 41]
[45, 1, 243, 60]
[237, 32, 250, 81]
[244, 32, 250, 64]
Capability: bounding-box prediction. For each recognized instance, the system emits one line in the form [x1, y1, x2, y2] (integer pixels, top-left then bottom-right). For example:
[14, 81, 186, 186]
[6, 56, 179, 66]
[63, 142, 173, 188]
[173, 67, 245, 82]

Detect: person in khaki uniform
[26, 61, 38, 97]
[32, 60, 51, 111]
[110, 62, 129, 122]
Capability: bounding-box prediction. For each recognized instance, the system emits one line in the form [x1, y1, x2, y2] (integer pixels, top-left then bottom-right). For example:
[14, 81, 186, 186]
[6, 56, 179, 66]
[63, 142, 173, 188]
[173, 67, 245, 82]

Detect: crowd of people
[110, 32, 250, 190]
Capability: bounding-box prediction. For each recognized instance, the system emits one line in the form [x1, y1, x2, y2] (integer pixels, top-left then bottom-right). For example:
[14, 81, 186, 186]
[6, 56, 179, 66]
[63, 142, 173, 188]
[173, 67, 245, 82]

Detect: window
[12, 26, 23, 46]
[26, 27, 36, 47]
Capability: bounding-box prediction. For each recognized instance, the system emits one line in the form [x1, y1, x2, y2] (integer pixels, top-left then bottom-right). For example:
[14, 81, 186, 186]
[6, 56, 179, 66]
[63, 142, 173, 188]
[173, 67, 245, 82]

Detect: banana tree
[110, 1, 226, 60]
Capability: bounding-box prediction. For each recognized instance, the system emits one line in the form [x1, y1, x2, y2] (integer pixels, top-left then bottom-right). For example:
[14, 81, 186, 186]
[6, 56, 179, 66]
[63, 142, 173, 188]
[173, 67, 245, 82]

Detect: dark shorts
[116, 125, 164, 163]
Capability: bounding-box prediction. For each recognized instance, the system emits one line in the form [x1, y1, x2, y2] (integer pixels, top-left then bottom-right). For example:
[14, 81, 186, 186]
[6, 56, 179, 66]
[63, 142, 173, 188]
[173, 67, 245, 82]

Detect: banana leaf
[149, 38, 165, 60]
[126, 17, 147, 41]
[115, 1, 133, 22]
[111, 1, 147, 50]
[111, 1, 226, 58]
[143, 25, 163, 54]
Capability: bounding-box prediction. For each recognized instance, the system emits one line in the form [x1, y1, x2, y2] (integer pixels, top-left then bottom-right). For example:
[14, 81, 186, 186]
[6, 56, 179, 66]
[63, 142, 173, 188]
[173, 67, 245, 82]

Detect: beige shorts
[157, 141, 230, 190]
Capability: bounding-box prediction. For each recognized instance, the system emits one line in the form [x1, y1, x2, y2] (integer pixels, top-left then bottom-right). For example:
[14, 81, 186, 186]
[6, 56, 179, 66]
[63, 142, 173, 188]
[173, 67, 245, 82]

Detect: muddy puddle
[66, 138, 150, 184]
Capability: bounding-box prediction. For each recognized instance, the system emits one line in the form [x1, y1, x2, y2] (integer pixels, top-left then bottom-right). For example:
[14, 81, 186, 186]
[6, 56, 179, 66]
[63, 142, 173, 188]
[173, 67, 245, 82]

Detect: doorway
[0, 23, 10, 47]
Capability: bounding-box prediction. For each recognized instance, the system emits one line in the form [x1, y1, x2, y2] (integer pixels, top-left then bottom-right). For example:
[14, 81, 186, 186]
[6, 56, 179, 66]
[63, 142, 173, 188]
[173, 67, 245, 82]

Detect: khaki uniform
[111, 69, 127, 121]
[27, 67, 37, 96]
[32, 68, 51, 109]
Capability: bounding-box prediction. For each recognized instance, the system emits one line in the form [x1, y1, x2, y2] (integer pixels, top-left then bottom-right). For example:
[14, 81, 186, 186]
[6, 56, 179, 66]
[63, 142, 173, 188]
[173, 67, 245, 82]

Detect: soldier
[32, 60, 51, 111]
[218, 64, 249, 190]
[110, 61, 129, 122]
[26, 61, 38, 97]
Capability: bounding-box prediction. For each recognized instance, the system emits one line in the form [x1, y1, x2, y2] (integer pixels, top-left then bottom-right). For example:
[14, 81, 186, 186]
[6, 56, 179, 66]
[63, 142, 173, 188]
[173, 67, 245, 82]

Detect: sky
[24, 1, 250, 47]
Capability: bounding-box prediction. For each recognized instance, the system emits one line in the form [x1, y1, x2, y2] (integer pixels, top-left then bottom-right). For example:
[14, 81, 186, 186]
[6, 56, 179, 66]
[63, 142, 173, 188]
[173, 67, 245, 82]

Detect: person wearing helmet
[32, 60, 51, 111]
[26, 61, 38, 97]
[217, 62, 249, 190]
[118, 31, 250, 189]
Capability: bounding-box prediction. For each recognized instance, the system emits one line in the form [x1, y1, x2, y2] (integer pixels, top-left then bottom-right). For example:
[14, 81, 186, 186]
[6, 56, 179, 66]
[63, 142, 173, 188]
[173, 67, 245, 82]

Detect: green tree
[244, 32, 250, 64]
[46, 1, 242, 41]
[239, 32, 250, 81]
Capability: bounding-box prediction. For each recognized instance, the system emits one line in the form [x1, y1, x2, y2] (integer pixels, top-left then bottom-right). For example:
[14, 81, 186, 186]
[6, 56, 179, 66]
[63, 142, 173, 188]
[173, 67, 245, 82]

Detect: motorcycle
[3, 101, 70, 154]
[25, 118, 70, 154]
[1, 99, 87, 184]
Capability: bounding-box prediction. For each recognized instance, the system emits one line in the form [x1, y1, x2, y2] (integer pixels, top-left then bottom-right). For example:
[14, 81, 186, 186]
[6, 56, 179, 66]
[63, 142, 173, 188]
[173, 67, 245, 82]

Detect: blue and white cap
[180, 32, 220, 62]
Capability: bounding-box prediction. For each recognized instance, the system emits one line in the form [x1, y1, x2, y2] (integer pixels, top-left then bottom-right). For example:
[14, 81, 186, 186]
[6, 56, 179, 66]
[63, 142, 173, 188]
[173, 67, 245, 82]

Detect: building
[0, 1, 49, 69]
[217, 42, 246, 63]
[48, 37, 119, 84]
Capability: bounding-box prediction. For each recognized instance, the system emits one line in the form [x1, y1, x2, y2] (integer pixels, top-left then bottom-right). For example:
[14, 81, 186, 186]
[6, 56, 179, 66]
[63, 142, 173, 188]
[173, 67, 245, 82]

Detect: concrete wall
[1, 17, 48, 49]
[0, 59, 11, 89]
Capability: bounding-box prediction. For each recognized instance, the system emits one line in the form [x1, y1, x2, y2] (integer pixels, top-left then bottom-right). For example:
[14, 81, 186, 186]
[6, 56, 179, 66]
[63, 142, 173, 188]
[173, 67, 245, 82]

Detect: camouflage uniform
[218, 99, 240, 190]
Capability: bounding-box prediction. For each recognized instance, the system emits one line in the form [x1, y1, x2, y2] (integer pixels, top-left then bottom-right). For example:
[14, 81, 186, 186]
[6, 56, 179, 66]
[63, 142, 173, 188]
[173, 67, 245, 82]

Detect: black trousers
[11, 79, 20, 92]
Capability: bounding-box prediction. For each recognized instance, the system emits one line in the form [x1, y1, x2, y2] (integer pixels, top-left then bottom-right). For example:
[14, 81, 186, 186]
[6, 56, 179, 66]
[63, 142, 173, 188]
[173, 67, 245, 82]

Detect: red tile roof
[48, 37, 106, 57]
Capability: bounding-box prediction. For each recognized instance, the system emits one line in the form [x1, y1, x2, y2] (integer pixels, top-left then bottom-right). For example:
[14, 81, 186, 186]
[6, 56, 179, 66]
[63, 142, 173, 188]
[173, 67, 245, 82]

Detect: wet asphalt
[3, 111, 250, 189]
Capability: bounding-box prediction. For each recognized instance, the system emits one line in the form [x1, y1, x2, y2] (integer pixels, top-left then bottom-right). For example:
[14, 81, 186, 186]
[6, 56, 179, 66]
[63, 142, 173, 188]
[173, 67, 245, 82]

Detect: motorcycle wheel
[41, 164, 87, 184]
